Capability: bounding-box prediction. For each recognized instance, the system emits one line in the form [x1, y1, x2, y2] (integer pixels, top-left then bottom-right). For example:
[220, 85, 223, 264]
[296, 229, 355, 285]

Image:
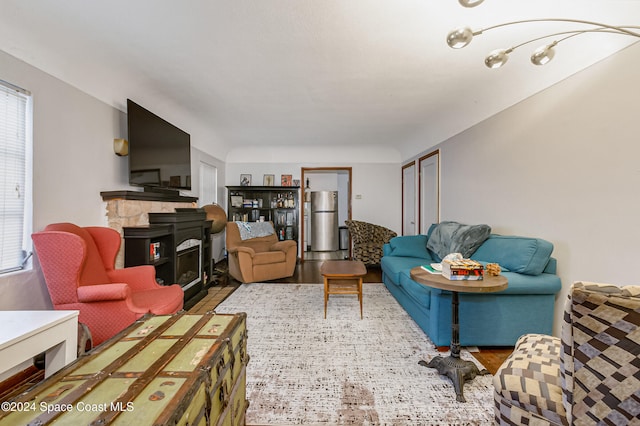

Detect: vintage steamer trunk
[0, 312, 248, 426]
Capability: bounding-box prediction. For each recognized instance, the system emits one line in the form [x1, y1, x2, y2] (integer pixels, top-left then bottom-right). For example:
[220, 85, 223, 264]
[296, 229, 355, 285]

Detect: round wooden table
[410, 266, 508, 402]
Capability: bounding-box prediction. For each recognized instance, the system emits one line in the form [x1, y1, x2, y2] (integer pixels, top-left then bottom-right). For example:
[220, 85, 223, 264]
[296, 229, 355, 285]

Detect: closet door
[199, 161, 217, 206]
[419, 150, 439, 234]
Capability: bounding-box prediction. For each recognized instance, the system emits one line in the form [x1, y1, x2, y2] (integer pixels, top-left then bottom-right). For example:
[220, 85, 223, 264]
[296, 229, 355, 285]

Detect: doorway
[300, 167, 352, 262]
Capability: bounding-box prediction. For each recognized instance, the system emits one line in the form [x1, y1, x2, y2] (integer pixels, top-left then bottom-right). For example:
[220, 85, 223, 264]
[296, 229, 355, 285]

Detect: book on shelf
[149, 242, 160, 260]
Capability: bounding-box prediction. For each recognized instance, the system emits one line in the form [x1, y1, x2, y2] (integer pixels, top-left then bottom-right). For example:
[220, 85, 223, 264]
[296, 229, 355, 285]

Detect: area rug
[215, 283, 495, 425]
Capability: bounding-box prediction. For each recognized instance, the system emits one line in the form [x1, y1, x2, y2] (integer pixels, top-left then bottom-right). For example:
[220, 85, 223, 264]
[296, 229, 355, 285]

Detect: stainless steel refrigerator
[310, 191, 339, 251]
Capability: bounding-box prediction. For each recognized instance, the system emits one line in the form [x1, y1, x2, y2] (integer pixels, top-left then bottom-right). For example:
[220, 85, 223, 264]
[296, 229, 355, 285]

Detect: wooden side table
[320, 260, 367, 319]
[410, 267, 508, 402]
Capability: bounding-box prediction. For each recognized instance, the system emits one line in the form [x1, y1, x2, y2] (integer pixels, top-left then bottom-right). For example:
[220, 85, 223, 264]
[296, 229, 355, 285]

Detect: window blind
[0, 80, 31, 274]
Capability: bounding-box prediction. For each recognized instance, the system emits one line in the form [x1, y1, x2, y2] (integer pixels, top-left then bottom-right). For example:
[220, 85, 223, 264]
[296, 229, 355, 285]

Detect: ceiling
[1, 0, 638, 160]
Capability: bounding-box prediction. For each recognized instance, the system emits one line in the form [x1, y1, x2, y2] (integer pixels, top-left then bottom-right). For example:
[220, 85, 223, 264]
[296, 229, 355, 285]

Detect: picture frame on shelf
[281, 174, 292, 186]
[230, 195, 243, 208]
[263, 174, 275, 186]
[293, 179, 300, 187]
[240, 174, 252, 186]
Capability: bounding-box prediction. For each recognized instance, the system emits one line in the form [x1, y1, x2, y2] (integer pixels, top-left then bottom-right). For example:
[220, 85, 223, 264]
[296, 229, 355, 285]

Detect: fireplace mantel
[101, 190, 198, 203]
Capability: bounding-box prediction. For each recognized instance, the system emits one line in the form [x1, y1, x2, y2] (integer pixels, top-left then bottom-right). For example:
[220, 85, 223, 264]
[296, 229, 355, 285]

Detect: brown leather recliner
[226, 222, 297, 283]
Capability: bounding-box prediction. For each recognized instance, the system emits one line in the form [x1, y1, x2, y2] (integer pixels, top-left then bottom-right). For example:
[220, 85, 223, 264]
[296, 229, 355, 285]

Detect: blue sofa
[380, 227, 562, 347]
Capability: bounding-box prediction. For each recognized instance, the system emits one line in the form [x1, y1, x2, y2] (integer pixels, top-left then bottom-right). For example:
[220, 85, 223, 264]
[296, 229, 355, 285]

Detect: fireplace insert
[176, 238, 202, 291]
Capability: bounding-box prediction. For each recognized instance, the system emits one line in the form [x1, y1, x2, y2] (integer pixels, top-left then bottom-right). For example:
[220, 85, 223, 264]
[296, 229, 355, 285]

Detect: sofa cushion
[388, 235, 431, 259]
[380, 256, 425, 283]
[472, 235, 553, 276]
[399, 270, 431, 309]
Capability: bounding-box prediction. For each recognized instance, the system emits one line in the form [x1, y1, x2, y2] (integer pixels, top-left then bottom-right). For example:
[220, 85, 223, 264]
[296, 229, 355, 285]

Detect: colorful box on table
[442, 259, 484, 280]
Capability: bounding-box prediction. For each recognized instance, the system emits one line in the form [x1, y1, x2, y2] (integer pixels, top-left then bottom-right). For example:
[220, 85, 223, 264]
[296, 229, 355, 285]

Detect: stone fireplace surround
[101, 190, 197, 268]
[101, 190, 212, 309]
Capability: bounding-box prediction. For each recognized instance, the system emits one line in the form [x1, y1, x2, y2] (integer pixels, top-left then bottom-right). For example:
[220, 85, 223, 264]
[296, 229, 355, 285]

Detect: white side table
[0, 310, 79, 378]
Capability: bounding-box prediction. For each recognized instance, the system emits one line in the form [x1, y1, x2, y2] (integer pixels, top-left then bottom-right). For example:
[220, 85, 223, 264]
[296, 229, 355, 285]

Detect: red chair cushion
[131, 285, 184, 315]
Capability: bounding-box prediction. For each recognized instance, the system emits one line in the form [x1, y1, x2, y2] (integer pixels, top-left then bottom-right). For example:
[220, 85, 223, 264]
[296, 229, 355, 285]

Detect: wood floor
[192, 259, 513, 375]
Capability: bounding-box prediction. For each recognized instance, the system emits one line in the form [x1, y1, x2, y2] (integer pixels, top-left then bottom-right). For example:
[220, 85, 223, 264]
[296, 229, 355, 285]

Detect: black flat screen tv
[127, 99, 191, 191]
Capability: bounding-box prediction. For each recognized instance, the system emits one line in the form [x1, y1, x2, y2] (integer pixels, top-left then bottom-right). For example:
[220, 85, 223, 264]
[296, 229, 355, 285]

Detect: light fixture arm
[489, 27, 640, 68]
[507, 26, 640, 53]
[475, 18, 640, 39]
[447, 15, 640, 68]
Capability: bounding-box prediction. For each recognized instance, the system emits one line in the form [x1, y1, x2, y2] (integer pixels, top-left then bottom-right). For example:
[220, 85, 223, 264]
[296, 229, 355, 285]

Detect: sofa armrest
[77, 283, 131, 302]
[560, 282, 640, 424]
[543, 257, 557, 274]
[228, 246, 256, 257]
[270, 240, 296, 252]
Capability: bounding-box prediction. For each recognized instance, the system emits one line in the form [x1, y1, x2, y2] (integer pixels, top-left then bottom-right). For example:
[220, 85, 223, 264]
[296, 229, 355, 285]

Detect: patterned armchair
[493, 281, 640, 425]
[344, 220, 397, 266]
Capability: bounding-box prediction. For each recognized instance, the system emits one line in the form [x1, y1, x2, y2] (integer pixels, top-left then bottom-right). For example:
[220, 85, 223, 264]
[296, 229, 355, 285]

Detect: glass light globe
[447, 27, 474, 49]
[531, 44, 556, 66]
[459, 0, 485, 7]
[485, 49, 510, 68]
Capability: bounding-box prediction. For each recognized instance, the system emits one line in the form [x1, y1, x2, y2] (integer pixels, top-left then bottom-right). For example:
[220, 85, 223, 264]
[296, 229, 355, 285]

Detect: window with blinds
[0, 80, 32, 274]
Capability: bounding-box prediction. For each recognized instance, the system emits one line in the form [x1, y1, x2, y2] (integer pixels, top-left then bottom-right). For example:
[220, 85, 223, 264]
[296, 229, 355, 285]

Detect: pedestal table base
[409, 267, 508, 403]
[419, 355, 489, 402]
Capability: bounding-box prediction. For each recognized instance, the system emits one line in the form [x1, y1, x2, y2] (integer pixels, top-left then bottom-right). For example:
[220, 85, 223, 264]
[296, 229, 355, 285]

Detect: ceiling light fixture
[450, 1, 640, 68]
[458, 0, 485, 7]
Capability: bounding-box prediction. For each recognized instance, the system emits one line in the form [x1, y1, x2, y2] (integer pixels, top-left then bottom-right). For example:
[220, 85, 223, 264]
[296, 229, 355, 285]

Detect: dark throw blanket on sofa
[426, 221, 491, 259]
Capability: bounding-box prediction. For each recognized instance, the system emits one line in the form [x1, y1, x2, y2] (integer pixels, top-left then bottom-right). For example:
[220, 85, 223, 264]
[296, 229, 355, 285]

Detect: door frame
[402, 161, 416, 236]
[300, 167, 353, 263]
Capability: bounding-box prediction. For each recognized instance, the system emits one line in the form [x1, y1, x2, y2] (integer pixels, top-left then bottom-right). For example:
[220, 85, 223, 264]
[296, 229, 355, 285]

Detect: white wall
[0, 50, 129, 309]
[406, 43, 640, 336]
[0, 50, 225, 310]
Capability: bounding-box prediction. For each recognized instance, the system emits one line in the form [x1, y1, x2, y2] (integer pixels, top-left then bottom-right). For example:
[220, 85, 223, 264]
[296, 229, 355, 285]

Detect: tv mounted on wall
[127, 99, 191, 192]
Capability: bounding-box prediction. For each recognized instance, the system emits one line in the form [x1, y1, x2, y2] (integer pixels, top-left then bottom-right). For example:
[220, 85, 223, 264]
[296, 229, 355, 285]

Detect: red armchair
[32, 223, 184, 345]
